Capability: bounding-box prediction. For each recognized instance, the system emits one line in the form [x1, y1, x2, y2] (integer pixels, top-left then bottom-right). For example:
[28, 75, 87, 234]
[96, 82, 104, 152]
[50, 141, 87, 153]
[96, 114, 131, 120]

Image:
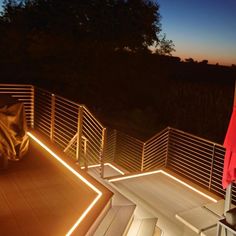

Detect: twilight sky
[157, 0, 236, 65]
[0, 0, 235, 65]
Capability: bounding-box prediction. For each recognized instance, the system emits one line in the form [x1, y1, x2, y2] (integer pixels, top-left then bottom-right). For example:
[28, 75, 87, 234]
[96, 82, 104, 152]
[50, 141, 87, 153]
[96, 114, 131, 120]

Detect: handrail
[169, 127, 223, 148]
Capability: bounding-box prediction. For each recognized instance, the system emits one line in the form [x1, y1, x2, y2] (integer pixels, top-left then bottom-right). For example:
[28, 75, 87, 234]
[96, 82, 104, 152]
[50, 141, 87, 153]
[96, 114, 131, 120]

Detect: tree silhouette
[200, 59, 208, 65]
[0, 0, 175, 60]
[154, 33, 175, 55]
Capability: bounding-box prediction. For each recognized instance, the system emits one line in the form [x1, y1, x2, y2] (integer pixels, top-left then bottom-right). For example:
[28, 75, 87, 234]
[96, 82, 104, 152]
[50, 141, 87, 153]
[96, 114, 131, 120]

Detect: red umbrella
[222, 105, 236, 189]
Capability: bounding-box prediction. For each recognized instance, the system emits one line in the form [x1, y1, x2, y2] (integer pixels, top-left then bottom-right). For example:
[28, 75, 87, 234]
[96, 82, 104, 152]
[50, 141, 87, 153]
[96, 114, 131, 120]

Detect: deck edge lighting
[160, 170, 217, 203]
[108, 169, 217, 203]
[27, 132, 102, 236]
[106, 163, 125, 175]
[81, 163, 125, 175]
[109, 170, 162, 182]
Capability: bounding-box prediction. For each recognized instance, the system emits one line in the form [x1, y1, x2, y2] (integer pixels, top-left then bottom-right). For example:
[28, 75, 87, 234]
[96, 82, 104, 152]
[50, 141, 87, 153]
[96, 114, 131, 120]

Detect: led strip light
[109, 170, 218, 203]
[27, 132, 102, 236]
[81, 163, 125, 175]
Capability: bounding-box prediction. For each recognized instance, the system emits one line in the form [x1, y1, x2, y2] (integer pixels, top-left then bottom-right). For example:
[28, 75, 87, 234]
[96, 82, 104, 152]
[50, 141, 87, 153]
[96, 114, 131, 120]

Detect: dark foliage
[0, 0, 173, 58]
[1, 52, 235, 143]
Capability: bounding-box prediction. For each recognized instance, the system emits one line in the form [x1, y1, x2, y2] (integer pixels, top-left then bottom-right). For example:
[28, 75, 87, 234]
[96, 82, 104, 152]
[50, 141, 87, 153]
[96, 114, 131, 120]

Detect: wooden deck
[0, 136, 112, 236]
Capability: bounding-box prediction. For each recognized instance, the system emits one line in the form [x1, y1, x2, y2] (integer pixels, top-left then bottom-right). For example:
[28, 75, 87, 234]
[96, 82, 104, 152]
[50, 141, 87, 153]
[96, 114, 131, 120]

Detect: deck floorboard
[0, 140, 98, 236]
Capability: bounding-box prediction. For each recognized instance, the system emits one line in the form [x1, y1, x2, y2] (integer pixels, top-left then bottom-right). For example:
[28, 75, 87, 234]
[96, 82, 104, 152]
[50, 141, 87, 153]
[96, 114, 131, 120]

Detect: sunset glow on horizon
[157, 0, 236, 66]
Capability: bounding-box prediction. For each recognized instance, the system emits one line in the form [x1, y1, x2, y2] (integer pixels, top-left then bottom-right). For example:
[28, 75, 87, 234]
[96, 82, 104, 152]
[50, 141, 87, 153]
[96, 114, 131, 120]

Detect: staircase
[87, 167, 158, 236]
[127, 217, 158, 236]
[94, 205, 136, 236]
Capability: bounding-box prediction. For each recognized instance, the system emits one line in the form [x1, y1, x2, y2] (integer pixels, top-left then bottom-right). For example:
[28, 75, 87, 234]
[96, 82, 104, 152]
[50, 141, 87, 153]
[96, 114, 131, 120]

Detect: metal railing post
[208, 144, 216, 190]
[84, 138, 88, 171]
[113, 129, 117, 162]
[100, 128, 106, 178]
[50, 94, 55, 141]
[31, 85, 35, 129]
[141, 143, 145, 172]
[76, 106, 83, 163]
[165, 127, 171, 167]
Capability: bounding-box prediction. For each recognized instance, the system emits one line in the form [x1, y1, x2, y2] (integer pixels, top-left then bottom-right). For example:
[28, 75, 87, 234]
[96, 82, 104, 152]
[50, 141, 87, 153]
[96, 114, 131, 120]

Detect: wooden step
[127, 217, 157, 236]
[93, 205, 136, 236]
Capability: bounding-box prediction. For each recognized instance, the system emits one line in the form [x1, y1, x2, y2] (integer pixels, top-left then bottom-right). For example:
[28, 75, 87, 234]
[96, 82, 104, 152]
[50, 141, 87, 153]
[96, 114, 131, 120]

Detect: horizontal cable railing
[113, 130, 144, 172]
[0, 84, 34, 128]
[143, 127, 169, 171]
[210, 145, 226, 197]
[0, 84, 231, 201]
[82, 106, 104, 167]
[33, 87, 105, 172]
[104, 128, 117, 163]
[34, 88, 52, 137]
[105, 126, 228, 201]
[167, 128, 227, 199]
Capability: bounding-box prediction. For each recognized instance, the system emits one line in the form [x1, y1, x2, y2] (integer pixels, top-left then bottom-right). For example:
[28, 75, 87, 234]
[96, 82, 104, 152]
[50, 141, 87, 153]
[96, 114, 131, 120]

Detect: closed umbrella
[222, 105, 236, 190]
[222, 83, 236, 214]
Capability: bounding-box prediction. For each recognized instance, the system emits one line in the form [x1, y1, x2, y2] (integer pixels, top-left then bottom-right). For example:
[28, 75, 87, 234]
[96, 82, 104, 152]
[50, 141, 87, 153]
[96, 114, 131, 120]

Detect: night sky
[0, 0, 235, 65]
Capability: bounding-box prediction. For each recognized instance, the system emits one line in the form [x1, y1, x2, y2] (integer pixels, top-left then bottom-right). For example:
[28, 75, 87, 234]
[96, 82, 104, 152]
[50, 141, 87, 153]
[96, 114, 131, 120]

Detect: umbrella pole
[224, 183, 232, 215]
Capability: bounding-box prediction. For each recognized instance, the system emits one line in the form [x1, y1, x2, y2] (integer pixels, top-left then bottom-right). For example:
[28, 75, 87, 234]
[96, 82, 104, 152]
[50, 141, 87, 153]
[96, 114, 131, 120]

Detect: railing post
[100, 127, 106, 178]
[113, 129, 117, 162]
[141, 143, 145, 172]
[84, 138, 88, 171]
[165, 127, 171, 167]
[50, 94, 55, 141]
[31, 85, 35, 129]
[76, 106, 83, 163]
[208, 144, 216, 190]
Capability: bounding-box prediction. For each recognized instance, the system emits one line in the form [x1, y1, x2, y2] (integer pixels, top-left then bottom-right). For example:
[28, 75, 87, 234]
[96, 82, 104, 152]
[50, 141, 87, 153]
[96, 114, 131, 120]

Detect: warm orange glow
[27, 132, 102, 236]
[81, 163, 125, 175]
[109, 170, 217, 203]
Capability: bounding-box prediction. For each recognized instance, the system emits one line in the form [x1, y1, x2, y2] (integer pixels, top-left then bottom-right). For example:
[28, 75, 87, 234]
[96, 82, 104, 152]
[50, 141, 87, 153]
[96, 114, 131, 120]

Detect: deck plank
[0, 140, 99, 236]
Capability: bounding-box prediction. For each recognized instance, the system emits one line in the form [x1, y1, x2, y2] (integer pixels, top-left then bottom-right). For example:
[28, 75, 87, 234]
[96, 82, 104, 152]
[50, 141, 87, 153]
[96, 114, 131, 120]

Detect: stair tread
[94, 205, 136, 236]
[128, 217, 157, 236]
[137, 218, 157, 236]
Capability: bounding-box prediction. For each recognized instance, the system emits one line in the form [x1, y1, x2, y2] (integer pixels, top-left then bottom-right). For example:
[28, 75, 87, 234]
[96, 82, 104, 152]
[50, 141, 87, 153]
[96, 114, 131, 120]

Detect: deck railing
[34, 87, 105, 172]
[0, 84, 34, 128]
[0, 84, 230, 201]
[106, 127, 229, 201]
[143, 127, 169, 171]
[112, 130, 144, 172]
[167, 128, 226, 196]
[0, 84, 105, 176]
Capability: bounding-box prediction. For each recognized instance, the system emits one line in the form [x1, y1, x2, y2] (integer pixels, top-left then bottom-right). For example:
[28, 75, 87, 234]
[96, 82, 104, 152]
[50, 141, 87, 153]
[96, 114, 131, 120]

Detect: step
[153, 226, 162, 236]
[94, 205, 136, 236]
[127, 217, 157, 236]
[200, 226, 217, 236]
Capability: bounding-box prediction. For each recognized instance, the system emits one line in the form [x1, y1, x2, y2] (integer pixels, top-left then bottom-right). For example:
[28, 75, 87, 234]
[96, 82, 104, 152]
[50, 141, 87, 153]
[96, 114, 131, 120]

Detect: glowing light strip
[106, 163, 125, 175]
[109, 170, 162, 182]
[27, 132, 102, 236]
[81, 163, 125, 175]
[109, 170, 217, 203]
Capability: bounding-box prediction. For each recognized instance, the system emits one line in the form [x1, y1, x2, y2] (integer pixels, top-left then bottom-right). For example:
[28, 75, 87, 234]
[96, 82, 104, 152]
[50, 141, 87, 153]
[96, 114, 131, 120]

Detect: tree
[200, 59, 208, 65]
[0, 0, 175, 59]
[153, 33, 175, 55]
[185, 58, 196, 63]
